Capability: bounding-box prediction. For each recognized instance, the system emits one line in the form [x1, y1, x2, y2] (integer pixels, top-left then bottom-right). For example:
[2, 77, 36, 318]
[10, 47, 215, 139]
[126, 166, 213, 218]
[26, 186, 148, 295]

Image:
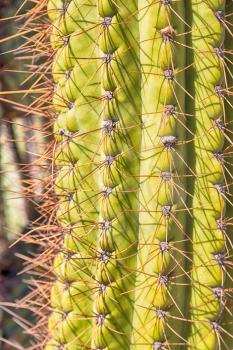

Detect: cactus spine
[8, 0, 233, 349]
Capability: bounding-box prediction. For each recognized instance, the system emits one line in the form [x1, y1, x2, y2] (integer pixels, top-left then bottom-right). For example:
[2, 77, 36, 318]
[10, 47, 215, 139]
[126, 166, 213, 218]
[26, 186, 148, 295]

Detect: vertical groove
[188, 1, 227, 348]
[131, 1, 187, 349]
[91, 1, 141, 349]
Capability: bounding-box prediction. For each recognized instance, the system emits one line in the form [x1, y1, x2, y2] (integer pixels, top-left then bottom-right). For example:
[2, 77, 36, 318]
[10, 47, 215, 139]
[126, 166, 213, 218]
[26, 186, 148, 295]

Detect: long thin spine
[131, 1, 187, 348]
[45, 1, 101, 349]
[91, 1, 141, 349]
[188, 1, 227, 348]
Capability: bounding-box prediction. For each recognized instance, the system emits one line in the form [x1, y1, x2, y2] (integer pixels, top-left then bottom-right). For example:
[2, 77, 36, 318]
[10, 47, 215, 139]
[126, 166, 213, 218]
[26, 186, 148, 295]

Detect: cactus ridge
[92, 1, 141, 349]
[48, 1, 102, 349]
[131, 1, 187, 348]
[187, 1, 232, 349]
[2, 0, 233, 349]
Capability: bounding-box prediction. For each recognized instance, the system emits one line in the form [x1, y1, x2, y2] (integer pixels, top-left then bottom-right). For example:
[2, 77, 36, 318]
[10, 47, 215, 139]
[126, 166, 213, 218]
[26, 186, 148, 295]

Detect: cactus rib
[91, 1, 141, 349]
[46, 1, 101, 349]
[131, 1, 187, 348]
[188, 1, 227, 349]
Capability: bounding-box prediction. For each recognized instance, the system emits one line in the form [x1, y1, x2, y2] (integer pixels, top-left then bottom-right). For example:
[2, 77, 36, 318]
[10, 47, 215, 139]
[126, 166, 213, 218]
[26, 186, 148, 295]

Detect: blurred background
[1, 1, 46, 348]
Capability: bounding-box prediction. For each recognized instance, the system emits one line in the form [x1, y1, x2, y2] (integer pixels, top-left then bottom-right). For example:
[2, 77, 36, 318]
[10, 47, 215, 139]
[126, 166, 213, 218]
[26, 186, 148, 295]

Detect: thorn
[213, 287, 225, 300]
[161, 171, 172, 181]
[211, 321, 221, 333]
[214, 253, 225, 266]
[164, 68, 174, 80]
[160, 25, 174, 41]
[101, 220, 111, 232]
[159, 275, 169, 285]
[99, 249, 111, 263]
[67, 192, 74, 202]
[104, 90, 114, 100]
[214, 118, 224, 130]
[162, 205, 172, 217]
[65, 69, 71, 79]
[215, 47, 224, 59]
[214, 152, 224, 164]
[160, 241, 170, 252]
[216, 218, 226, 233]
[153, 341, 163, 350]
[103, 119, 117, 134]
[63, 36, 69, 45]
[215, 85, 225, 97]
[103, 187, 113, 197]
[63, 282, 70, 291]
[164, 105, 176, 116]
[103, 53, 113, 64]
[62, 312, 68, 320]
[155, 309, 167, 319]
[63, 1, 70, 13]
[105, 155, 114, 166]
[161, 0, 171, 4]
[96, 313, 106, 326]
[65, 252, 73, 261]
[67, 101, 74, 110]
[102, 17, 112, 28]
[98, 283, 107, 293]
[215, 183, 225, 194]
[58, 128, 73, 138]
[161, 135, 177, 150]
[215, 10, 225, 22]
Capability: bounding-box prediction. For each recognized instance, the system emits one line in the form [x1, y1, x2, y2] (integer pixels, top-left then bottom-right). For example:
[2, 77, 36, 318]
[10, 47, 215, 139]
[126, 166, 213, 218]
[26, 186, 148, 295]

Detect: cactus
[3, 0, 233, 349]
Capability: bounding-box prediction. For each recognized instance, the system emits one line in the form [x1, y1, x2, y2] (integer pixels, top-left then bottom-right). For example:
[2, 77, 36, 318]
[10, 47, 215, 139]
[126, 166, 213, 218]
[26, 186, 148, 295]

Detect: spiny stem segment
[92, 1, 141, 348]
[188, 0, 227, 349]
[46, 1, 101, 349]
[131, 1, 187, 348]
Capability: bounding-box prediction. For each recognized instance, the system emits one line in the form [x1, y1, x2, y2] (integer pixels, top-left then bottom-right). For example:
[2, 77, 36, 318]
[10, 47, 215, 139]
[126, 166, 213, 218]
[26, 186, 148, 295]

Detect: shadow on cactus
[0, 0, 233, 349]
